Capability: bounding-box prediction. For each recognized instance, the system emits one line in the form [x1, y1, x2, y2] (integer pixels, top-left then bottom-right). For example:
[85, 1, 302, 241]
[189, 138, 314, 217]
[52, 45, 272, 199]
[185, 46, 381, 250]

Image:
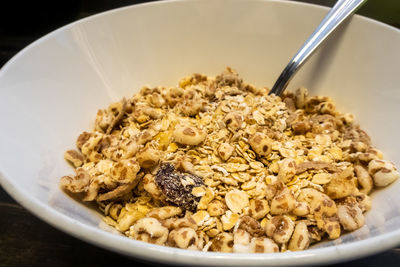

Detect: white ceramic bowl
[1, 0, 400, 265]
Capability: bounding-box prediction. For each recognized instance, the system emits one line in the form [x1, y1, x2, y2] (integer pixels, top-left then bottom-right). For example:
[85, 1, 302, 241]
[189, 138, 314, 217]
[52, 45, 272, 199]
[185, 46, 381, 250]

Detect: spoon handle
[268, 0, 367, 96]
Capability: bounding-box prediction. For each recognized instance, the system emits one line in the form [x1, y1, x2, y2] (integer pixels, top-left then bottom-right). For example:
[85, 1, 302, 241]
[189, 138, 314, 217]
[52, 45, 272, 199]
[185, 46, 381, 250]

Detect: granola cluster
[60, 68, 399, 253]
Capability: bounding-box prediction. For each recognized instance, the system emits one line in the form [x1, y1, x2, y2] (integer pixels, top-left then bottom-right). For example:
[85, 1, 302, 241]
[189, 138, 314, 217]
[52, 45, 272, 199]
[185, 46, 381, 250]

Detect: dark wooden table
[1, 1, 400, 266]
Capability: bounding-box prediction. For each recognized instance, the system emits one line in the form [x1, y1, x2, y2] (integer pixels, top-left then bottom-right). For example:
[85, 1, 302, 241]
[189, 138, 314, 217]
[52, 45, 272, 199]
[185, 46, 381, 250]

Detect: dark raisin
[155, 163, 204, 211]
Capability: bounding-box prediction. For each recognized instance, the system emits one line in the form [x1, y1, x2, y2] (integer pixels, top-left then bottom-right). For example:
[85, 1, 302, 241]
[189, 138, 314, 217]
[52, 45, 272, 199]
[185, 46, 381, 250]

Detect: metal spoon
[268, 0, 367, 96]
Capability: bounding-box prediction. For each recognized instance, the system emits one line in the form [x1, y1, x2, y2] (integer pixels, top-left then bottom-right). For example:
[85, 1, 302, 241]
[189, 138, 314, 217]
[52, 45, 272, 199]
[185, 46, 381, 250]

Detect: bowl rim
[1, 0, 400, 265]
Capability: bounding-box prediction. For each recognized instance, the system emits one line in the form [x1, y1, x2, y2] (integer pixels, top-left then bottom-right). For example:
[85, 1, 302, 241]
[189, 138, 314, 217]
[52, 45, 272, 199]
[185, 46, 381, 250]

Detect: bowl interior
[1, 0, 400, 265]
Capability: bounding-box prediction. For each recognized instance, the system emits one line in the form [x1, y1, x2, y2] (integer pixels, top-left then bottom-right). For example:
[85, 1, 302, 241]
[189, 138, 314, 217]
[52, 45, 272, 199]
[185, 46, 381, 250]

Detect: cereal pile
[60, 68, 399, 253]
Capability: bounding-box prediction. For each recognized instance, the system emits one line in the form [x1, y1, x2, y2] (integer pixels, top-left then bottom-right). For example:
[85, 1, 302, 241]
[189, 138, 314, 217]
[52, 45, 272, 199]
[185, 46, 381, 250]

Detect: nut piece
[207, 200, 227, 216]
[130, 218, 169, 245]
[249, 237, 279, 253]
[277, 158, 297, 183]
[265, 215, 295, 244]
[238, 216, 265, 237]
[173, 124, 206, 146]
[136, 148, 162, 168]
[288, 222, 310, 251]
[218, 143, 235, 161]
[270, 188, 296, 215]
[354, 164, 373, 194]
[368, 159, 400, 187]
[337, 204, 365, 231]
[225, 189, 250, 214]
[210, 232, 234, 252]
[249, 199, 270, 220]
[249, 133, 273, 157]
[64, 150, 84, 168]
[168, 227, 199, 249]
[292, 121, 311, 135]
[146, 206, 182, 220]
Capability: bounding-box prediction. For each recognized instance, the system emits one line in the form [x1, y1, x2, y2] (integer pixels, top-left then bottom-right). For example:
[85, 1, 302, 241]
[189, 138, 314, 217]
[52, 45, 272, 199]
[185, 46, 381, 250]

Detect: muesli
[60, 68, 399, 253]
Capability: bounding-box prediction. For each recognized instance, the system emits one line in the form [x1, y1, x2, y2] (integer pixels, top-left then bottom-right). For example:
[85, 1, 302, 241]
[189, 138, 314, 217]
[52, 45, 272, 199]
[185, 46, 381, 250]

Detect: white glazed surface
[1, 0, 400, 265]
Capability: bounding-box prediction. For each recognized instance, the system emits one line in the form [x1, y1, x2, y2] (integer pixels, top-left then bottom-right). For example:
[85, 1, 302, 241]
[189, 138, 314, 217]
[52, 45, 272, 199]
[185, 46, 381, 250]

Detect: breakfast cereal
[60, 68, 399, 253]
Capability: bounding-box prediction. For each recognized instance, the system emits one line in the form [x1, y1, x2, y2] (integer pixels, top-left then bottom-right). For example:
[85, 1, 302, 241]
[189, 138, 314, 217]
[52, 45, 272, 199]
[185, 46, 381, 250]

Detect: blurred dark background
[0, 0, 399, 67]
[0, 0, 157, 67]
[0, 0, 399, 266]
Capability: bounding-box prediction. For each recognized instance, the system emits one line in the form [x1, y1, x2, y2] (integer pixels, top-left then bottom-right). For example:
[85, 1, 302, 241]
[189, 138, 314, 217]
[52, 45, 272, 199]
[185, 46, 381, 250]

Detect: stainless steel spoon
[268, 0, 367, 96]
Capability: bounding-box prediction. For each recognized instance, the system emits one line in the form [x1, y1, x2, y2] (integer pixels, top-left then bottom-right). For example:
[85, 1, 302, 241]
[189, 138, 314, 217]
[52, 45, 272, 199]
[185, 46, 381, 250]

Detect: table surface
[1, 1, 400, 266]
